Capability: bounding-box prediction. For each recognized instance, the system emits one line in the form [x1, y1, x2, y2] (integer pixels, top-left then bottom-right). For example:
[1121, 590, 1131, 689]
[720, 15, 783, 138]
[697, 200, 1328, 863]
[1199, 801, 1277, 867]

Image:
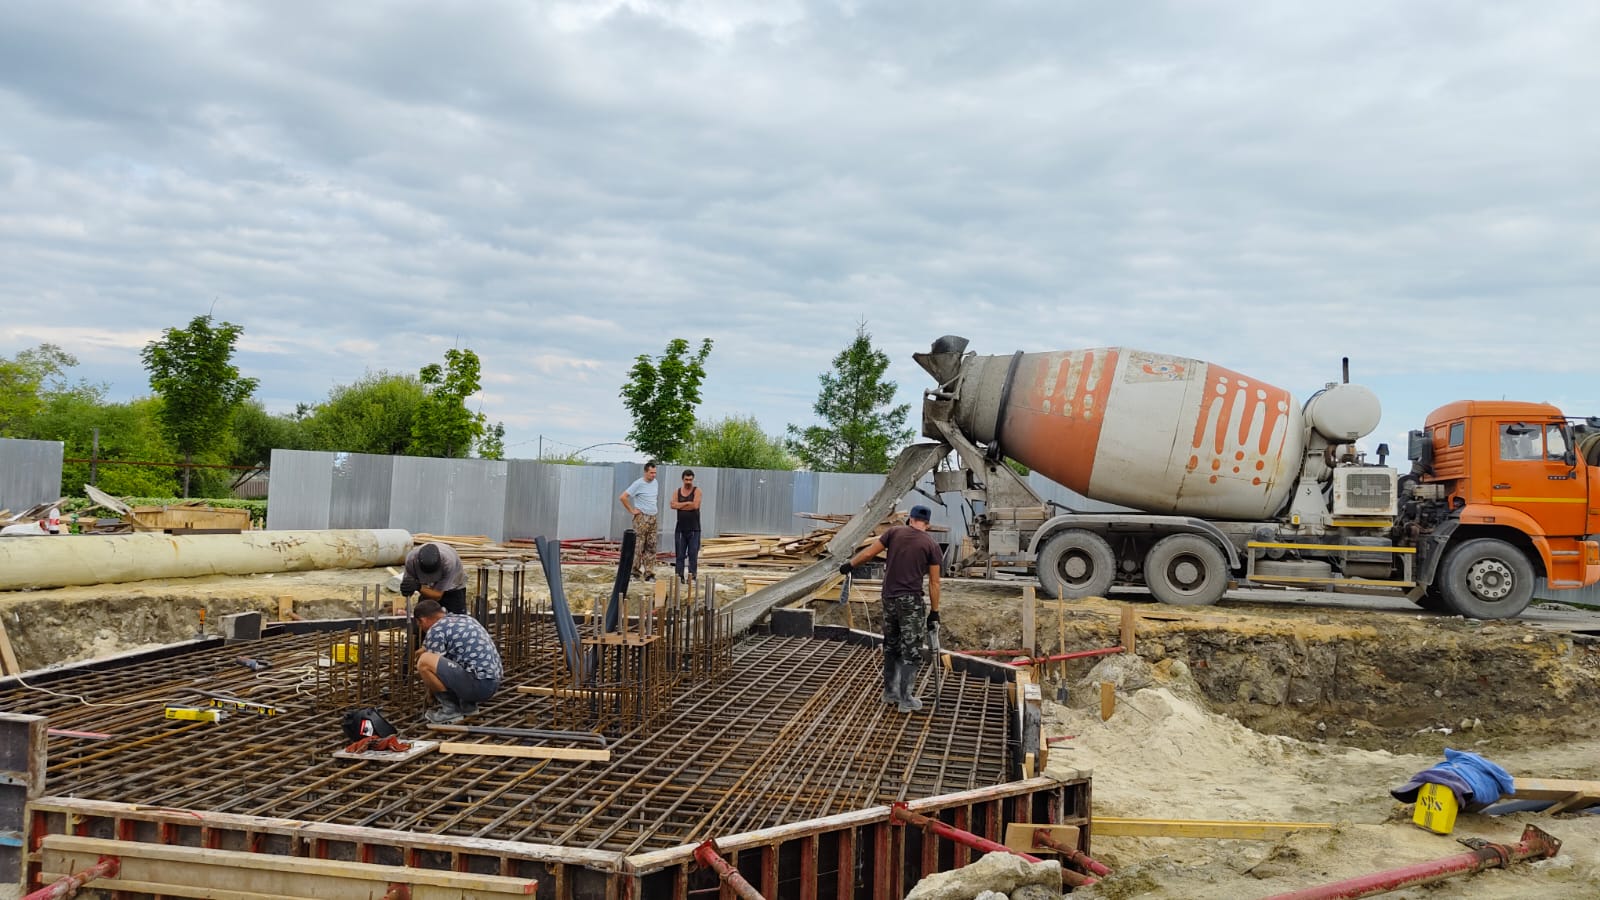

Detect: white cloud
[0, 1, 1596, 459]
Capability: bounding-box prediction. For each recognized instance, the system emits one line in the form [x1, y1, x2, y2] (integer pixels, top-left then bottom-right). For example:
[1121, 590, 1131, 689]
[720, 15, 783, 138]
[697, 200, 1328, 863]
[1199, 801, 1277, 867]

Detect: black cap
[418, 543, 441, 573]
[909, 505, 932, 522]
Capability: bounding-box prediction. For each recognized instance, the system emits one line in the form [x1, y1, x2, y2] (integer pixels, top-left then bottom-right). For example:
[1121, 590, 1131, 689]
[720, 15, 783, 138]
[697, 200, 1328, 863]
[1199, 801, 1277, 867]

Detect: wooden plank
[517, 684, 619, 697]
[1099, 682, 1115, 721]
[276, 595, 294, 622]
[1119, 606, 1137, 656]
[1090, 817, 1334, 840]
[1003, 823, 1080, 853]
[40, 834, 538, 893]
[438, 741, 611, 762]
[0, 615, 19, 675]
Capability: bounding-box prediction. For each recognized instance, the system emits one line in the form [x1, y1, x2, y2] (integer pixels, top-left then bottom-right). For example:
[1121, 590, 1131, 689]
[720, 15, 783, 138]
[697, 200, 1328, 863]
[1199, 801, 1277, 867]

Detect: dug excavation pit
[919, 585, 1600, 755]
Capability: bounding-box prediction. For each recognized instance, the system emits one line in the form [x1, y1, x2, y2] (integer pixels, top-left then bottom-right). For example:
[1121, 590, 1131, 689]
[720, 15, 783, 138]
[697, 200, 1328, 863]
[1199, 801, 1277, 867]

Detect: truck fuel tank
[932, 346, 1312, 520]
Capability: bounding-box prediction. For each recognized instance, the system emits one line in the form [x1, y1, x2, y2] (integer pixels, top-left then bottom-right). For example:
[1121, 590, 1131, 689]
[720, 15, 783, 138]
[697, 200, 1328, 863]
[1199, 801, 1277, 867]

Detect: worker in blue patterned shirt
[413, 598, 503, 724]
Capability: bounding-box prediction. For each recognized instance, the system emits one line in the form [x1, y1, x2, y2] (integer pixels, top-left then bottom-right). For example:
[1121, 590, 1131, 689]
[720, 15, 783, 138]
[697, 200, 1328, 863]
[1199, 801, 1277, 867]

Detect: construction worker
[618, 461, 660, 581]
[413, 598, 502, 724]
[839, 505, 941, 713]
[400, 542, 468, 615]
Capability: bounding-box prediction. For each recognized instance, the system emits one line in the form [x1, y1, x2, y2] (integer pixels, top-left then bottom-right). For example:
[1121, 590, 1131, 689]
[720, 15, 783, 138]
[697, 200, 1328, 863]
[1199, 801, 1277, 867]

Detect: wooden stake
[1021, 585, 1036, 655]
[0, 615, 18, 675]
[276, 595, 293, 622]
[1120, 605, 1137, 656]
[1056, 595, 1066, 682]
[1099, 682, 1115, 721]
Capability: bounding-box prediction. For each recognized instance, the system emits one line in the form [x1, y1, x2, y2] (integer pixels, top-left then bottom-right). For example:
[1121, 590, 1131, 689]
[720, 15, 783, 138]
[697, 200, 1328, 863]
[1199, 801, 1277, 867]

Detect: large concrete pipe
[0, 529, 413, 591]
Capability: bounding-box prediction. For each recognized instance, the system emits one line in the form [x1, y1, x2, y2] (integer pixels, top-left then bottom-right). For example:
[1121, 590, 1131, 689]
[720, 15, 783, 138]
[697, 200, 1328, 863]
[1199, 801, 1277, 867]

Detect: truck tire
[1438, 538, 1535, 619]
[1144, 534, 1229, 607]
[1036, 529, 1116, 600]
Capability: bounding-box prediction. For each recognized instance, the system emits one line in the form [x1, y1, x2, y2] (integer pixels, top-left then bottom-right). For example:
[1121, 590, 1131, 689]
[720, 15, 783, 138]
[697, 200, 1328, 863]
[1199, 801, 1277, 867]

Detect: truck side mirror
[1565, 448, 1578, 467]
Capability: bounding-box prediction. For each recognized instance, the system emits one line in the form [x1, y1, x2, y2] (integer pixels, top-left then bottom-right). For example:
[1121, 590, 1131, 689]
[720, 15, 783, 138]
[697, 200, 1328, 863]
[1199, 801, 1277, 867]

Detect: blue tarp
[1391, 749, 1516, 811]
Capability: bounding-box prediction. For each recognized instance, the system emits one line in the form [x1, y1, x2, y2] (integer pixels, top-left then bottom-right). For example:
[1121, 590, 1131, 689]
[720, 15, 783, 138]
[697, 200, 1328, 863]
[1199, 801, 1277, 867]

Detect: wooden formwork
[27, 775, 1088, 899]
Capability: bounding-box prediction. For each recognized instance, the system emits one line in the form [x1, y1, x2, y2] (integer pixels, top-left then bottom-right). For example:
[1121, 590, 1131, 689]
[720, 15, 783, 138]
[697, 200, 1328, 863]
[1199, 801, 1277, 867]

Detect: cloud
[0, 0, 1596, 462]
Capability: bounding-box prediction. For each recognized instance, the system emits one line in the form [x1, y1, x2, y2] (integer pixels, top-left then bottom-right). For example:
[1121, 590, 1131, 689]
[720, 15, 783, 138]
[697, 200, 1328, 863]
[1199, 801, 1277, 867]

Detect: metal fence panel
[0, 439, 63, 511]
[716, 469, 798, 536]
[503, 460, 562, 541]
[329, 453, 395, 530]
[814, 473, 884, 518]
[265, 450, 335, 530]
[557, 464, 615, 540]
[609, 463, 646, 542]
[388, 457, 508, 541]
[790, 471, 819, 525]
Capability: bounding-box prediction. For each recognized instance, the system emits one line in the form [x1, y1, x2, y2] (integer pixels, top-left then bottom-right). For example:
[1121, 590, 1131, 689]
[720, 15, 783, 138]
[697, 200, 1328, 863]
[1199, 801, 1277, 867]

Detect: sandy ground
[4, 564, 1598, 898]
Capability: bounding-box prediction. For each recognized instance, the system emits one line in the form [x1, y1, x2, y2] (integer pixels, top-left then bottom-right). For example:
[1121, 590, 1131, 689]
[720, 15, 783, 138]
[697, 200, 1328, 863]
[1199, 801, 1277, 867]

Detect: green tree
[230, 400, 309, 467]
[619, 338, 714, 463]
[476, 421, 506, 460]
[34, 395, 181, 497]
[682, 415, 796, 470]
[1, 343, 93, 436]
[302, 373, 425, 455]
[140, 315, 258, 496]
[786, 324, 913, 473]
[411, 348, 488, 458]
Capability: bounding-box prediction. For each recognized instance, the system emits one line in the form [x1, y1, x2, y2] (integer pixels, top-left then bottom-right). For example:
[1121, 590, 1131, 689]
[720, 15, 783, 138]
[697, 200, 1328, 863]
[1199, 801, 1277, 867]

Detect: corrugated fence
[0, 438, 64, 512]
[266, 449, 974, 551]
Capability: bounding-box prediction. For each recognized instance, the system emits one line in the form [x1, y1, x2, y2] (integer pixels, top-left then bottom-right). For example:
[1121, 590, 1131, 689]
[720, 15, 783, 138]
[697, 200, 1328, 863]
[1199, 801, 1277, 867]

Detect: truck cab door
[1490, 421, 1588, 537]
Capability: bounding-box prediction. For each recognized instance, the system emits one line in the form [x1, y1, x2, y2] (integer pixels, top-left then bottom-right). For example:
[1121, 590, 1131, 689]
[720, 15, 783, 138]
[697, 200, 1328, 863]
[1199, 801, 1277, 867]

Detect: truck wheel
[1036, 529, 1116, 600]
[1144, 534, 1229, 606]
[1438, 538, 1535, 619]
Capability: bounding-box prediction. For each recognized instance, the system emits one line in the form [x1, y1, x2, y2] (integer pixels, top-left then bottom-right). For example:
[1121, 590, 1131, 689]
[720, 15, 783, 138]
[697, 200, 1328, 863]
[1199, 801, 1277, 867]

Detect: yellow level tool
[164, 707, 224, 723]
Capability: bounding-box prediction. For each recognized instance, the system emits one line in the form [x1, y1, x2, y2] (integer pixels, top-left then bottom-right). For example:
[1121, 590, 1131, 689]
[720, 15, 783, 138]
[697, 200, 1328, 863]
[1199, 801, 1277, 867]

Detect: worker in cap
[839, 504, 942, 713]
[400, 541, 468, 615]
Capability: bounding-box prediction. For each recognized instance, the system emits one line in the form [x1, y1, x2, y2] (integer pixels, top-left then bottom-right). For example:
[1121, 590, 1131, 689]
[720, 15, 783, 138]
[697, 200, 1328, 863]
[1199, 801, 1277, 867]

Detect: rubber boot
[897, 660, 924, 713]
[882, 655, 897, 704]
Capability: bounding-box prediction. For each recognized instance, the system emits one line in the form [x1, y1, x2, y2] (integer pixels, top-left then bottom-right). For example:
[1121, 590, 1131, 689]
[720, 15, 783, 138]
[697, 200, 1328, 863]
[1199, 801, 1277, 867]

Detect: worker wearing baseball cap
[839, 504, 942, 713]
[400, 541, 469, 615]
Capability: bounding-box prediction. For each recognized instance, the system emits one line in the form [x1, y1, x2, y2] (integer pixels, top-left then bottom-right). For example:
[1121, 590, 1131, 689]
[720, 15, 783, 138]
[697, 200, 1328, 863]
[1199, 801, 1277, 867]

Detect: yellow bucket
[331, 643, 360, 663]
[1412, 782, 1459, 834]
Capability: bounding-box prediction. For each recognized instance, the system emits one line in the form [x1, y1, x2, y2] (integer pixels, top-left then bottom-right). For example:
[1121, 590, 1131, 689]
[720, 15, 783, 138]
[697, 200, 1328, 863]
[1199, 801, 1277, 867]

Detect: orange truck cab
[1404, 401, 1600, 617]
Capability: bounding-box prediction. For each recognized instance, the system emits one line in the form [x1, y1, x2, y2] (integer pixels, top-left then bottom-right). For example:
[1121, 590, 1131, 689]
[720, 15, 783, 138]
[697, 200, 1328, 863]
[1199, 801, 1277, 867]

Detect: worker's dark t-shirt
[878, 525, 941, 599]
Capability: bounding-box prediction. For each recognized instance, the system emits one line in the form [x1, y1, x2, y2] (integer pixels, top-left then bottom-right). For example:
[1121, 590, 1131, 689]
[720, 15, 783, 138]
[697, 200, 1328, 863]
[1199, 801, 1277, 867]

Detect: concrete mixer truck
[731, 336, 1599, 630]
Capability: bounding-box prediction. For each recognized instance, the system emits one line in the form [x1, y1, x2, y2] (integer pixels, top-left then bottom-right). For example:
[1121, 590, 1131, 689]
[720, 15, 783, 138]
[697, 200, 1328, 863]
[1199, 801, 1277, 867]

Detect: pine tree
[786, 324, 913, 473]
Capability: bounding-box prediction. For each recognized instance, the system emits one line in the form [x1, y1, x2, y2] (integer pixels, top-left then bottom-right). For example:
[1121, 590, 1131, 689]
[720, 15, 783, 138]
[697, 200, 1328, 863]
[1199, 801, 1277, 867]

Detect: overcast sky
[2, 1, 1595, 464]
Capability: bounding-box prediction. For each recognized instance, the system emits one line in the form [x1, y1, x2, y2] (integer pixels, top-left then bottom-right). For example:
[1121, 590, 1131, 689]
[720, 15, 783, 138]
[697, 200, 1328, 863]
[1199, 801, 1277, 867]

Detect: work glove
[926, 610, 940, 628]
[838, 561, 853, 576]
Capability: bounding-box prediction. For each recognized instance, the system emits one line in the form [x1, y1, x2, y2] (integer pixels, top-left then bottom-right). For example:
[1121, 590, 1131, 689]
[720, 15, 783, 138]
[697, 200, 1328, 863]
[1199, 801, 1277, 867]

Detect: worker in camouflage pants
[618, 462, 660, 581]
[839, 505, 942, 713]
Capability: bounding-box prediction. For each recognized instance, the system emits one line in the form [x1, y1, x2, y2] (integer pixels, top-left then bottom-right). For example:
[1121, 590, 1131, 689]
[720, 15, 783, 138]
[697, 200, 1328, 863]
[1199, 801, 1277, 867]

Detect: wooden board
[39, 834, 538, 897]
[1091, 817, 1334, 840]
[438, 741, 610, 762]
[1509, 777, 1600, 812]
[1004, 823, 1081, 853]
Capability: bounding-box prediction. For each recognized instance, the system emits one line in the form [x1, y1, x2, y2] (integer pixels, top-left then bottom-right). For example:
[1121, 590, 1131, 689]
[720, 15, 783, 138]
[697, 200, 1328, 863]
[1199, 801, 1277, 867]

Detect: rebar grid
[5, 630, 1010, 853]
